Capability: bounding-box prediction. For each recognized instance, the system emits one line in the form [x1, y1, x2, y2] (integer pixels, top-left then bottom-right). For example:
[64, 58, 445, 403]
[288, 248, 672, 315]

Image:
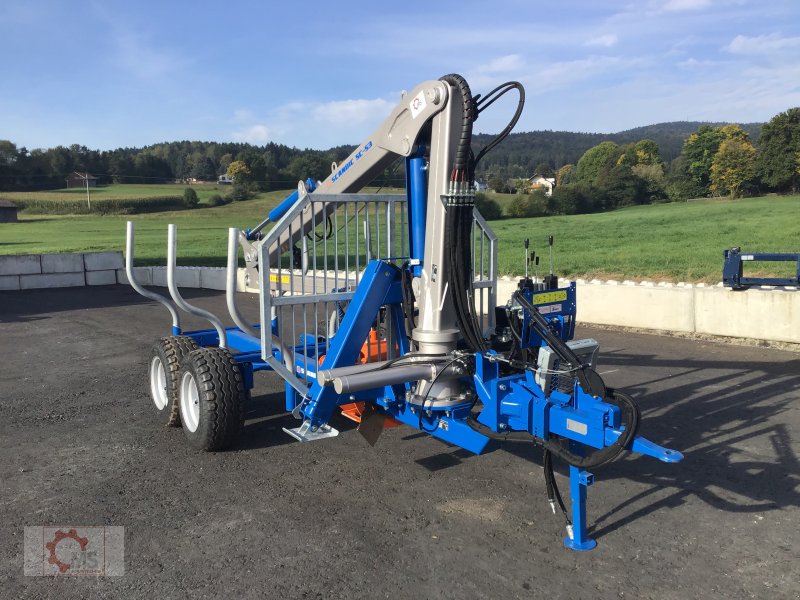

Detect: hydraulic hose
[467, 389, 640, 469]
[542, 389, 641, 469]
[438, 74, 475, 176]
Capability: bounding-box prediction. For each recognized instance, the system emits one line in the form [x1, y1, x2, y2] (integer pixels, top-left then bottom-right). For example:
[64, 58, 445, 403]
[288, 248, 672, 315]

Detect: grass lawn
[0, 191, 798, 281]
[491, 195, 800, 281]
[0, 190, 292, 266]
[0, 183, 231, 204]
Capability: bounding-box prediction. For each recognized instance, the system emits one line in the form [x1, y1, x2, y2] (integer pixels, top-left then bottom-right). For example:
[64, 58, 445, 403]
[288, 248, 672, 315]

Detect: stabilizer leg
[563, 464, 597, 551]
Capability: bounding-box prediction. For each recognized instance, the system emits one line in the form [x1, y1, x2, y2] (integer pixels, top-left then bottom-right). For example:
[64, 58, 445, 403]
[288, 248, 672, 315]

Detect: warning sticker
[269, 274, 290, 284]
[537, 304, 562, 315]
[533, 290, 568, 305]
[409, 90, 427, 119]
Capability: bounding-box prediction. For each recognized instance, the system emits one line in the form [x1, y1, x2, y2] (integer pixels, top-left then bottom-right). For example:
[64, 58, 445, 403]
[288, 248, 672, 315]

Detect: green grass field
[0, 190, 292, 266]
[0, 191, 798, 281]
[491, 195, 800, 281]
[0, 183, 231, 204]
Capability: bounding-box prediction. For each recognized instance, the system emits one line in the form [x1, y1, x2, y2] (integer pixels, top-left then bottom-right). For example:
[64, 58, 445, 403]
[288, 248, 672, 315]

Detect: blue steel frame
[722, 247, 800, 289]
[158, 156, 683, 551]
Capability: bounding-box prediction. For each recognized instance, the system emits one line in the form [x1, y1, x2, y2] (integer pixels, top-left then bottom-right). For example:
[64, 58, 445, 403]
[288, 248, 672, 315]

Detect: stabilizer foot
[283, 420, 339, 442]
[563, 535, 597, 551]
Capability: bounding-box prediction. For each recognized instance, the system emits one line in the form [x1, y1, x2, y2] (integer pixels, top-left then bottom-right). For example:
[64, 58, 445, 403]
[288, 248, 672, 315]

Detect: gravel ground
[1, 286, 798, 599]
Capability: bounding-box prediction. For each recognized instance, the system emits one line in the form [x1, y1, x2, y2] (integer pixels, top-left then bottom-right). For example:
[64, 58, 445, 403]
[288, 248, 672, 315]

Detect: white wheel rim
[179, 371, 201, 433]
[149, 356, 168, 411]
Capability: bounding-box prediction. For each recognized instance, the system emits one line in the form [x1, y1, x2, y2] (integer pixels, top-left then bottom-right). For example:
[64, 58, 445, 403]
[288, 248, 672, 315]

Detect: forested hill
[471, 121, 763, 176]
[0, 121, 764, 191]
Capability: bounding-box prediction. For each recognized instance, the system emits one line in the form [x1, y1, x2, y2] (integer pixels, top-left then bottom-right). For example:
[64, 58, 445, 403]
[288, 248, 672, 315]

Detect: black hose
[400, 261, 417, 347]
[472, 81, 525, 175]
[467, 388, 640, 469]
[417, 357, 463, 433]
[543, 449, 569, 522]
[437, 74, 486, 353]
[542, 389, 641, 469]
[438, 74, 475, 175]
[465, 415, 536, 443]
[448, 205, 487, 352]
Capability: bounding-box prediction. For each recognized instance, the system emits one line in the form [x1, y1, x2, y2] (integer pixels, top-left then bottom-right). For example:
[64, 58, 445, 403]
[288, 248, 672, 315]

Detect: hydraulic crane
[127, 74, 683, 550]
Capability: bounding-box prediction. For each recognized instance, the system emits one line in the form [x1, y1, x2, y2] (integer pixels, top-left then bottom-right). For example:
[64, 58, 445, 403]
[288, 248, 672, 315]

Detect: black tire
[177, 347, 245, 451]
[148, 336, 199, 427]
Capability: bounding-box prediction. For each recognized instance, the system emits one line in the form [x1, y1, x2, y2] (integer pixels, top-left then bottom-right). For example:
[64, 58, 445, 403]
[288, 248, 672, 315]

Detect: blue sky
[1, 0, 799, 151]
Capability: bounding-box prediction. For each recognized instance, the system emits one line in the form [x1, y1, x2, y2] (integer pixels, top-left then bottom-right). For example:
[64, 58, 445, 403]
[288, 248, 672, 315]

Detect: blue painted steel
[171, 325, 181, 336]
[723, 247, 800, 289]
[267, 178, 317, 223]
[406, 154, 427, 277]
[285, 382, 297, 412]
[466, 328, 683, 550]
[605, 428, 684, 462]
[168, 265, 681, 551]
[519, 283, 576, 348]
[563, 463, 597, 551]
[167, 326, 275, 392]
[239, 361, 254, 391]
[301, 260, 404, 426]
[388, 403, 491, 455]
[178, 326, 263, 355]
[156, 219, 680, 552]
[225, 328, 262, 353]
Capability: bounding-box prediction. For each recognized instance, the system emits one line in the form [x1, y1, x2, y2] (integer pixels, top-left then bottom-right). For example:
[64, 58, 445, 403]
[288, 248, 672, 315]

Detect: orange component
[340, 401, 400, 428]
[359, 329, 389, 363]
[336, 328, 400, 427]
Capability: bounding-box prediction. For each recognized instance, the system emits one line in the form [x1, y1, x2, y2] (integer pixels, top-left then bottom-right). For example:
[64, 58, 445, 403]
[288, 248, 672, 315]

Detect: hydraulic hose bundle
[438, 75, 526, 354]
[439, 74, 487, 353]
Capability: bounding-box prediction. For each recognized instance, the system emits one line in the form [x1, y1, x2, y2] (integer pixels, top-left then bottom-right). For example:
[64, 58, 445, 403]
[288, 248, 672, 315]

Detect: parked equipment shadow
[585, 348, 800, 538]
[416, 344, 799, 542]
[238, 390, 358, 451]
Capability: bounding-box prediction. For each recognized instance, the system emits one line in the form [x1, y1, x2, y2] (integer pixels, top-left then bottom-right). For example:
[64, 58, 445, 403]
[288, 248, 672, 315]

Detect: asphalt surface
[1, 286, 798, 599]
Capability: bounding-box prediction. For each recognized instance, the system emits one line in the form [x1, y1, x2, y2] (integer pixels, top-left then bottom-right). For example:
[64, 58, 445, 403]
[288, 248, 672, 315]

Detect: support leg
[285, 381, 299, 412]
[563, 465, 597, 551]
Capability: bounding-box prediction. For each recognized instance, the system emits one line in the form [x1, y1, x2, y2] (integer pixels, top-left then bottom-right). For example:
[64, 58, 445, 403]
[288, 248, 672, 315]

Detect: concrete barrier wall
[2, 252, 798, 344]
[0, 252, 122, 290]
[496, 277, 800, 344]
[116, 266, 258, 293]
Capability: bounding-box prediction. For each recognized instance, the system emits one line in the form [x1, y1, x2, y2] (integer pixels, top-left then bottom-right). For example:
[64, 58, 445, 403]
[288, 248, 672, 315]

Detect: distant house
[473, 180, 488, 192]
[529, 176, 556, 197]
[0, 199, 18, 223]
[65, 172, 98, 188]
[218, 175, 233, 184]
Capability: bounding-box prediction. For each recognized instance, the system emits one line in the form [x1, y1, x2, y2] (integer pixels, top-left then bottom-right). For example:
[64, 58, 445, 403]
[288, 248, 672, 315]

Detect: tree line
[470, 121, 762, 182]
[478, 107, 800, 219]
[0, 139, 365, 192]
[1, 110, 797, 210]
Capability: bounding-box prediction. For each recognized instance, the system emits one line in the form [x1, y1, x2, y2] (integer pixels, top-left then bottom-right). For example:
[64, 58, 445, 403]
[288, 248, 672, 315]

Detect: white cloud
[312, 98, 394, 126]
[725, 33, 800, 54]
[232, 124, 271, 144]
[228, 97, 393, 148]
[112, 32, 187, 80]
[534, 55, 643, 91]
[466, 54, 528, 88]
[677, 57, 717, 68]
[477, 54, 526, 73]
[586, 34, 619, 48]
[662, 0, 712, 12]
[232, 109, 255, 123]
